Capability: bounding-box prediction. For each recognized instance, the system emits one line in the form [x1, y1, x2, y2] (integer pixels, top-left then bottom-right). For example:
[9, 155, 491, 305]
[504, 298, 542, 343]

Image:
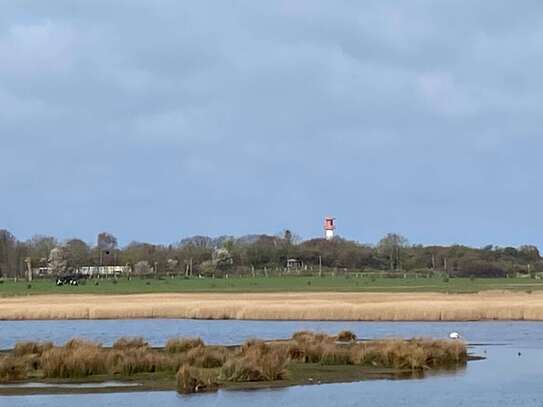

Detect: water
[1, 320, 543, 406]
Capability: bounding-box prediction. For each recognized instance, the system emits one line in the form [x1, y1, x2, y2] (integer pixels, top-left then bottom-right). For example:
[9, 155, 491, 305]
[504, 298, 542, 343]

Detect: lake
[1, 320, 542, 406]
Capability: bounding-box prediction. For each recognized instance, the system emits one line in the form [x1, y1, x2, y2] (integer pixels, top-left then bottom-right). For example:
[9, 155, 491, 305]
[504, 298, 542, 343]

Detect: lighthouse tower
[324, 216, 336, 240]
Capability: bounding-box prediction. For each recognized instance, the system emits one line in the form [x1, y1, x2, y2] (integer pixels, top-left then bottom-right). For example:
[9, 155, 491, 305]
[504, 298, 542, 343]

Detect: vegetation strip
[2, 291, 543, 320]
[0, 331, 470, 395]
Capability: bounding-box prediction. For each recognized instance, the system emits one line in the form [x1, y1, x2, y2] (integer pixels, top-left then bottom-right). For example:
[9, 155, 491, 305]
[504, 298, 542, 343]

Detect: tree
[0, 230, 17, 277]
[134, 260, 152, 275]
[48, 247, 67, 275]
[65, 239, 91, 270]
[27, 235, 57, 266]
[97, 232, 118, 266]
[378, 233, 409, 270]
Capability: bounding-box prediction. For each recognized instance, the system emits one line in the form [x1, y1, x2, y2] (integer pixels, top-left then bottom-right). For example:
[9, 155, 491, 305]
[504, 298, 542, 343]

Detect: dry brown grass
[1, 331, 468, 392]
[0, 356, 26, 382]
[349, 338, 467, 370]
[2, 292, 543, 321]
[12, 341, 53, 357]
[40, 339, 107, 378]
[176, 364, 218, 394]
[219, 340, 287, 382]
[165, 337, 205, 353]
[336, 330, 357, 342]
[180, 346, 229, 368]
[112, 337, 149, 350]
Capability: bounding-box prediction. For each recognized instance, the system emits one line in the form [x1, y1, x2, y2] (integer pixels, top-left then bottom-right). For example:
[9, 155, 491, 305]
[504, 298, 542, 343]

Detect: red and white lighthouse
[324, 216, 335, 240]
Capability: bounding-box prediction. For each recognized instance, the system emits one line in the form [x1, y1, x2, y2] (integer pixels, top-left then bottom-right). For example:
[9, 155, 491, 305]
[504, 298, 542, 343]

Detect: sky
[1, 1, 543, 248]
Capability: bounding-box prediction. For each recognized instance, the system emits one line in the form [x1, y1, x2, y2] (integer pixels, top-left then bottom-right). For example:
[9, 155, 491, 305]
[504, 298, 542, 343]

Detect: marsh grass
[176, 364, 218, 394]
[1, 331, 468, 394]
[165, 337, 204, 353]
[112, 337, 149, 350]
[0, 356, 26, 382]
[13, 341, 53, 357]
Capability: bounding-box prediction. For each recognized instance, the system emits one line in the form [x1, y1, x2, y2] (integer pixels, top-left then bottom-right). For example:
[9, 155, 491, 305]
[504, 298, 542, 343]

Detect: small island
[0, 331, 474, 395]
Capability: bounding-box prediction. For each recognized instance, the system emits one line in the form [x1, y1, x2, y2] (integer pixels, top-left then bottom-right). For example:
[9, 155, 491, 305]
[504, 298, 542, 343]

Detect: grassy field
[1, 275, 543, 297]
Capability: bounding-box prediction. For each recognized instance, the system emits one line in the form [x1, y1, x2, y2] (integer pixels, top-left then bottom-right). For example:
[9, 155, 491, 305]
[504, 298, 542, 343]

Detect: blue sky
[1, 1, 542, 247]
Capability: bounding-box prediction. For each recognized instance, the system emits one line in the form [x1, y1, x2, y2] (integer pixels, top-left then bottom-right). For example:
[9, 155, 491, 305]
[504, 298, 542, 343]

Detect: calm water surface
[1, 320, 542, 407]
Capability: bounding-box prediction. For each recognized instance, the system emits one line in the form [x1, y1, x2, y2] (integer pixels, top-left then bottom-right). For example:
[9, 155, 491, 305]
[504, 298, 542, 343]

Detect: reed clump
[112, 337, 149, 351]
[336, 330, 357, 342]
[348, 338, 467, 370]
[180, 345, 229, 368]
[176, 364, 218, 394]
[219, 340, 287, 382]
[41, 340, 107, 378]
[0, 356, 26, 382]
[165, 337, 205, 353]
[13, 341, 53, 357]
[0, 331, 468, 394]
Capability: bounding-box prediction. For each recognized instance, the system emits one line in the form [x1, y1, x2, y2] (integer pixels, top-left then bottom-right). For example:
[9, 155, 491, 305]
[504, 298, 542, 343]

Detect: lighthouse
[324, 216, 336, 240]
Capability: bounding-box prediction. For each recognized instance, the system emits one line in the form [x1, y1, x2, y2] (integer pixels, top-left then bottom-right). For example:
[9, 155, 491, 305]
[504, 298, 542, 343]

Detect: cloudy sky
[1, 1, 543, 247]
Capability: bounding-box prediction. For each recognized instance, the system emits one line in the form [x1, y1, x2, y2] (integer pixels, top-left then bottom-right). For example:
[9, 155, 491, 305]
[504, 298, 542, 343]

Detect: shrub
[165, 337, 204, 353]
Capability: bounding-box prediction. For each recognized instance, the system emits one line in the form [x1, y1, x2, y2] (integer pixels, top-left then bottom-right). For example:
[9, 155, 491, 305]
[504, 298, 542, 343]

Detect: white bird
[449, 332, 461, 340]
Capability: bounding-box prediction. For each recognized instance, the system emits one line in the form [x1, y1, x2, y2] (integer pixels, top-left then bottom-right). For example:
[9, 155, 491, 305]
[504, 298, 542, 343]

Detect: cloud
[1, 1, 543, 246]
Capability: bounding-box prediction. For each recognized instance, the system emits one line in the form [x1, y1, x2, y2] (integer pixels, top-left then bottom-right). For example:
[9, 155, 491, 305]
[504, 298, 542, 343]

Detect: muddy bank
[1, 292, 543, 321]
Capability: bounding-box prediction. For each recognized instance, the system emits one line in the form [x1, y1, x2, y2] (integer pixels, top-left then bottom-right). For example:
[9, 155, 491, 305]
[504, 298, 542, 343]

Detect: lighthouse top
[324, 217, 335, 240]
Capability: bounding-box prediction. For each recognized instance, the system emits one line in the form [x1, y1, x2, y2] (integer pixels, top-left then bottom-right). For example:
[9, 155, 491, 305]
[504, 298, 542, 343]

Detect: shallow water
[1, 320, 542, 406]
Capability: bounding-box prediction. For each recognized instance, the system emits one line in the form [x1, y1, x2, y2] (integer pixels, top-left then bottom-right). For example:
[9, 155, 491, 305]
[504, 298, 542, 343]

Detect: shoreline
[2, 291, 543, 321]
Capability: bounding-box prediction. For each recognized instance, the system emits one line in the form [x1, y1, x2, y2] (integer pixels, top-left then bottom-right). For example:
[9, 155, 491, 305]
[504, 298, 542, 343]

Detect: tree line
[0, 229, 541, 278]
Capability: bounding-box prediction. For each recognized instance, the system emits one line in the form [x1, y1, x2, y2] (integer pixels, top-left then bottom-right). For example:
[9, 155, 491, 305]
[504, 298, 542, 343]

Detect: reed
[41, 341, 107, 378]
[2, 292, 543, 321]
[348, 338, 467, 370]
[0, 356, 26, 382]
[12, 341, 53, 357]
[1, 331, 468, 392]
[180, 346, 229, 368]
[165, 337, 205, 353]
[336, 330, 357, 342]
[176, 364, 218, 394]
[112, 337, 149, 350]
[219, 340, 287, 382]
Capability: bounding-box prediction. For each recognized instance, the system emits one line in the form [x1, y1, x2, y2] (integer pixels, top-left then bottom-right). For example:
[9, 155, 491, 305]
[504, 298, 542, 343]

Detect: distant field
[1, 276, 543, 297]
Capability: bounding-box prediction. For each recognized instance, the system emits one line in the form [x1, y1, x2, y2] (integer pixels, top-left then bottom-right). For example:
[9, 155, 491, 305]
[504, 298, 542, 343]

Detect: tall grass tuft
[219, 341, 287, 382]
[0, 356, 26, 382]
[40, 340, 107, 378]
[336, 330, 357, 342]
[165, 337, 205, 353]
[176, 364, 218, 394]
[13, 341, 53, 357]
[112, 337, 149, 351]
